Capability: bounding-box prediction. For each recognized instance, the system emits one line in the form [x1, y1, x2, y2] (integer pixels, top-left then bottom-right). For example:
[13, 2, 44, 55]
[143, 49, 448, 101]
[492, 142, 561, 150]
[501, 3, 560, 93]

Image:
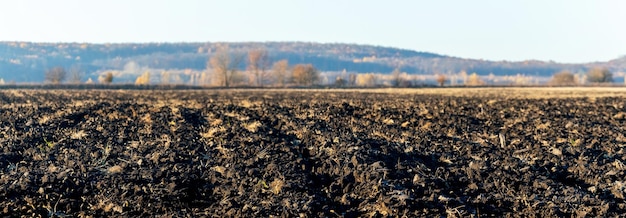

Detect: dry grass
[212, 166, 226, 175]
[269, 179, 285, 195]
[420, 121, 433, 130]
[107, 165, 123, 174]
[375, 87, 626, 99]
[245, 87, 626, 99]
[201, 127, 225, 139]
[69, 130, 87, 140]
[239, 99, 261, 108]
[140, 113, 152, 125]
[382, 118, 395, 125]
[244, 121, 263, 133]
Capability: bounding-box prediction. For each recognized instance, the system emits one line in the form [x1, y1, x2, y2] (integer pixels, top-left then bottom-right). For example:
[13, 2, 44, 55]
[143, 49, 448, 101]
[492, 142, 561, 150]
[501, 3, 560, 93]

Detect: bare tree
[198, 71, 212, 85]
[292, 64, 319, 86]
[272, 59, 289, 87]
[68, 65, 84, 84]
[45, 67, 67, 84]
[348, 73, 357, 86]
[458, 70, 468, 84]
[209, 46, 244, 87]
[391, 68, 405, 87]
[247, 49, 270, 86]
[160, 71, 170, 84]
[587, 67, 613, 83]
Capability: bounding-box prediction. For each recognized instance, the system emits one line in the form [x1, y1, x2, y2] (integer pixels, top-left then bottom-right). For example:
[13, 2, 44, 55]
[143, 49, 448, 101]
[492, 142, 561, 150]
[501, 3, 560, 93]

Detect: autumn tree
[550, 70, 577, 85]
[272, 59, 290, 87]
[247, 49, 270, 86]
[99, 72, 114, 84]
[209, 46, 244, 87]
[436, 74, 448, 86]
[356, 73, 377, 87]
[292, 64, 319, 86]
[587, 67, 613, 83]
[45, 67, 67, 84]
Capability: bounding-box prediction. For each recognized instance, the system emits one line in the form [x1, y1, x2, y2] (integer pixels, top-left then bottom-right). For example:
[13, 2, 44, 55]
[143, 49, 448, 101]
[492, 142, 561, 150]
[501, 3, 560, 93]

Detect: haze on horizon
[0, 0, 624, 64]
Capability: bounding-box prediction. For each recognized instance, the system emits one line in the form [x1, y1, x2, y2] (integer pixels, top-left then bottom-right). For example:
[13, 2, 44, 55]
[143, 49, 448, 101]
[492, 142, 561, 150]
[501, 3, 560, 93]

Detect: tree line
[5, 41, 625, 84]
[32, 44, 620, 87]
[205, 46, 320, 87]
[41, 46, 322, 87]
[548, 68, 614, 85]
[39, 62, 620, 87]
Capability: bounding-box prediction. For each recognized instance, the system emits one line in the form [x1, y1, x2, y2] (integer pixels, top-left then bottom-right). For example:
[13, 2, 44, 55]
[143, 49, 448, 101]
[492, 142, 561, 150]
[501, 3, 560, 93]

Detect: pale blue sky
[0, 0, 624, 63]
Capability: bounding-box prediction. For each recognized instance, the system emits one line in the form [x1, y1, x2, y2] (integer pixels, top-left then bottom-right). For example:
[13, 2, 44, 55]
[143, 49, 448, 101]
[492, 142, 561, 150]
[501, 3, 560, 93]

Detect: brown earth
[0, 89, 625, 217]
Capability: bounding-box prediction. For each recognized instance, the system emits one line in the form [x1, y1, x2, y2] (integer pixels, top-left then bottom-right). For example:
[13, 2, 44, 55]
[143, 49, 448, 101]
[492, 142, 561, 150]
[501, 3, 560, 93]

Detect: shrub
[587, 67, 613, 83]
[550, 70, 577, 85]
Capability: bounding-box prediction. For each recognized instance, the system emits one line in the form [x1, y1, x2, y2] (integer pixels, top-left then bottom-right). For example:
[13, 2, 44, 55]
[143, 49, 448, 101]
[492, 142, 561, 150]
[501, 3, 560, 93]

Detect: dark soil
[0, 90, 625, 217]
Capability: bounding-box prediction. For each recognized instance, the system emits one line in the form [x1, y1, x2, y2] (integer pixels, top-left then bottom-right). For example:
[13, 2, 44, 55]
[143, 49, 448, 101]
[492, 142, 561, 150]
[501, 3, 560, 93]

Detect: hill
[0, 41, 622, 83]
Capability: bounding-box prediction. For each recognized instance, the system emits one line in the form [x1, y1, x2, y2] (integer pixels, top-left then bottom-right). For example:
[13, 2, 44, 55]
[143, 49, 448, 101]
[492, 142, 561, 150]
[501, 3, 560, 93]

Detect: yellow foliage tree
[465, 73, 484, 86]
[355, 73, 377, 87]
[135, 71, 151, 85]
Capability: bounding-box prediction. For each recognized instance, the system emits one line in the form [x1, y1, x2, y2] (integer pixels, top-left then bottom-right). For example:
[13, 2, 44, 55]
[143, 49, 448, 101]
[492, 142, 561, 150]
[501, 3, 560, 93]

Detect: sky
[0, 0, 624, 63]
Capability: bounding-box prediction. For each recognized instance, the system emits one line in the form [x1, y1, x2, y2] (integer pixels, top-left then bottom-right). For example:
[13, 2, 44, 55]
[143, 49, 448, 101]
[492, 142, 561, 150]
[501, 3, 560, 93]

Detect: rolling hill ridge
[0, 41, 622, 83]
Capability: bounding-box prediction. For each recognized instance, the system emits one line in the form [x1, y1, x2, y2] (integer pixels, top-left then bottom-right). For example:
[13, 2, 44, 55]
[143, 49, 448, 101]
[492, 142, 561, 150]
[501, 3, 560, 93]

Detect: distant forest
[0, 41, 624, 84]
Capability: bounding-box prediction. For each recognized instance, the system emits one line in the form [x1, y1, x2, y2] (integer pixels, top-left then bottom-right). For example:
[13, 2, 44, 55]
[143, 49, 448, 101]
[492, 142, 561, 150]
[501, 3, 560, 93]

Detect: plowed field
[0, 88, 625, 217]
